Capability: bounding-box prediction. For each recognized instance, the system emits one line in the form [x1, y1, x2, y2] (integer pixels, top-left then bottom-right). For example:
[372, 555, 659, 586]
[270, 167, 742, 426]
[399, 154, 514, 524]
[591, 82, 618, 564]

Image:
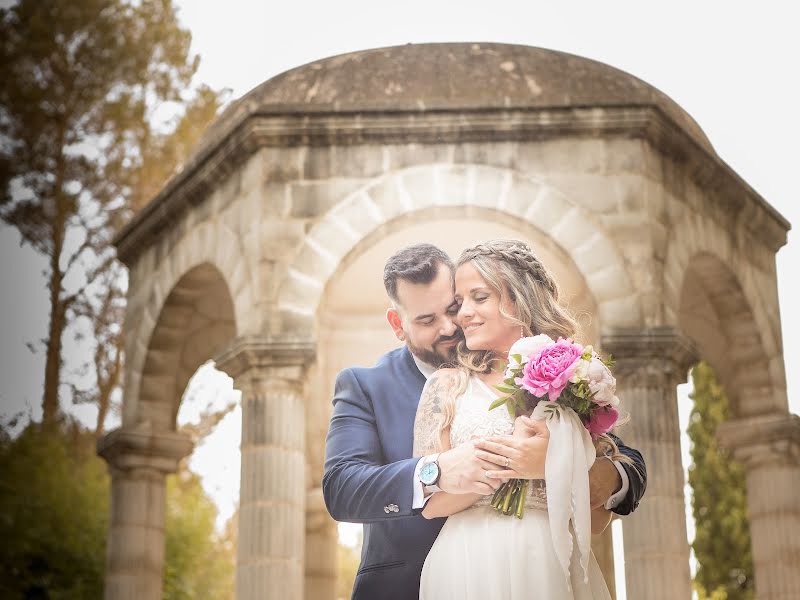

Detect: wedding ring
[504, 457, 510, 468]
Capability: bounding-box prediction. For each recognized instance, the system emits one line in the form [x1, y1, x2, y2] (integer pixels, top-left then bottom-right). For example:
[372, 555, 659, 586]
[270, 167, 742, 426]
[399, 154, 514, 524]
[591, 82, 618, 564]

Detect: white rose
[569, 358, 592, 383]
[506, 334, 554, 378]
[586, 356, 619, 407]
[508, 334, 553, 363]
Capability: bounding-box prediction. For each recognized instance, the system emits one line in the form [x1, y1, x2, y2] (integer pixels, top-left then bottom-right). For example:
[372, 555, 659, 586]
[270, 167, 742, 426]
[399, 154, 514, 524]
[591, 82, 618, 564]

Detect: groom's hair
[383, 243, 454, 304]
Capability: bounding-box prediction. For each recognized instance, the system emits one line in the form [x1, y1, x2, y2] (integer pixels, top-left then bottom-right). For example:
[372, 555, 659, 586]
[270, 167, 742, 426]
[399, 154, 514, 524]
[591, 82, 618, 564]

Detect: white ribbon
[531, 401, 596, 585]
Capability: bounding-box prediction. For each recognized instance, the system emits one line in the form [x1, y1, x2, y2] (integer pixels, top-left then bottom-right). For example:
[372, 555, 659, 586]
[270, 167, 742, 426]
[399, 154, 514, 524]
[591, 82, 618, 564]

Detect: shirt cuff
[412, 456, 438, 509]
[604, 458, 630, 510]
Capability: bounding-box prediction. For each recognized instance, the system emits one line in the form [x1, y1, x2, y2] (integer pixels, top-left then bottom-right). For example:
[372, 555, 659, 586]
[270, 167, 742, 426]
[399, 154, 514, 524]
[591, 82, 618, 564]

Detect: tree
[0, 419, 109, 598]
[164, 470, 235, 600]
[0, 0, 224, 430]
[688, 362, 754, 599]
[64, 85, 227, 437]
[0, 417, 236, 598]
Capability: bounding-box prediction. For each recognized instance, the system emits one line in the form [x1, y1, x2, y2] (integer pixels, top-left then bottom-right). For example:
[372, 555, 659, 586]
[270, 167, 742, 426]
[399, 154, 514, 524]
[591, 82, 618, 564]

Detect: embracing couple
[323, 240, 647, 599]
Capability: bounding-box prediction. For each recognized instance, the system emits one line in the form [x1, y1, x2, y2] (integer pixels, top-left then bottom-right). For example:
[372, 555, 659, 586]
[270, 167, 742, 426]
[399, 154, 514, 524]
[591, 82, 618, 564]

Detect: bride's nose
[458, 298, 474, 322]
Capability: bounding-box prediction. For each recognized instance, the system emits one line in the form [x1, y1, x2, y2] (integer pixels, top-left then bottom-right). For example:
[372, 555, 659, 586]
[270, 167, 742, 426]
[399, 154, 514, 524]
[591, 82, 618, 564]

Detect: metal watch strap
[420, 453, 441, 493]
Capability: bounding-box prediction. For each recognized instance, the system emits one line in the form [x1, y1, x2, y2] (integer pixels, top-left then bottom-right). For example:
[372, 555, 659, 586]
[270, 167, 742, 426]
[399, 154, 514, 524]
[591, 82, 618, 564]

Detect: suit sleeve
[322, 368, 419, 523]
[608, 433, 647, 515]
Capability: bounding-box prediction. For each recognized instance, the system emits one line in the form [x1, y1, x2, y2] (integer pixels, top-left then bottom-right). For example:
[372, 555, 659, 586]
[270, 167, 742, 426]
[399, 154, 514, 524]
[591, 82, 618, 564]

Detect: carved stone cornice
[717, 412, 800, 469]
[97, 427, 193, 473]
[112, 105, 789, 266]
[213, 335, 317, 381]
[601, 326, 699, 387]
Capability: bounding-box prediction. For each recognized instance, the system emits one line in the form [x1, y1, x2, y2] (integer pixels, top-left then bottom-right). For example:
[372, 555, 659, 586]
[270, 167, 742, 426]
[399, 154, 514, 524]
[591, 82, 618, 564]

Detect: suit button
[389, 503, 399, 513]
[384, 506, 390, 513]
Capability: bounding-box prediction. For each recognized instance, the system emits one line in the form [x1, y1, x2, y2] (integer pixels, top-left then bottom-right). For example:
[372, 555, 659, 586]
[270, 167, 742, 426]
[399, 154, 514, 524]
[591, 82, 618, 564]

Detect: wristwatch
[419, 453, 442, 494]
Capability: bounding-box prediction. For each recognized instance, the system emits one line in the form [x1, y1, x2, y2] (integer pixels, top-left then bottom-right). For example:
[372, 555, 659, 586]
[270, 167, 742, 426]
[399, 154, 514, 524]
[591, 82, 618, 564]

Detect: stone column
[215, 336, 315, 600]
[592, 525, 617, 600]
[97, 427, 193, 600]
[718, 413, 800, 600]
[305, 487, 338, 600]
[603, 327, 697, 600]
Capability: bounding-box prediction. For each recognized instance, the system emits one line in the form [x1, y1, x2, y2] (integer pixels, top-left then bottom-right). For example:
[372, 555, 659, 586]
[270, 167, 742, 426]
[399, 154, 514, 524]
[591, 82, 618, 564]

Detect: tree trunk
[41, 142, 68, 429]
[95, 335, 123, 438]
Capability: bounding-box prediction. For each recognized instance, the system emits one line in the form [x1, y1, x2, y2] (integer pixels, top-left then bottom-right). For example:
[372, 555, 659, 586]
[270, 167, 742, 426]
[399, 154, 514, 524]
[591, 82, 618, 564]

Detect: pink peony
[505, 334, 554, 378]
[519, 338, 583, 401]
[587, 406, 619, 437]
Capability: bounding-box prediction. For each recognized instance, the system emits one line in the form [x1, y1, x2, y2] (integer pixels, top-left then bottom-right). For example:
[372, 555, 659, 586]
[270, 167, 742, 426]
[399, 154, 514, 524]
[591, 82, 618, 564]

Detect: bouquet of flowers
[489, 334, 620, 518]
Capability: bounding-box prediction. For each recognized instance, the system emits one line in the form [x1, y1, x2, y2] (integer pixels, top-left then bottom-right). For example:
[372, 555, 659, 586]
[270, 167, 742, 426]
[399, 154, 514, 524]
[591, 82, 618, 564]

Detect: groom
[323, 243, 646, 600]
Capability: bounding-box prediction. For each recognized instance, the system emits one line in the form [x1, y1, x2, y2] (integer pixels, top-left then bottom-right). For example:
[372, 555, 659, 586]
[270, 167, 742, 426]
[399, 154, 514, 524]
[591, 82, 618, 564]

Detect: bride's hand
[512, 415, 540, 439]
[473, 417, 549, 480]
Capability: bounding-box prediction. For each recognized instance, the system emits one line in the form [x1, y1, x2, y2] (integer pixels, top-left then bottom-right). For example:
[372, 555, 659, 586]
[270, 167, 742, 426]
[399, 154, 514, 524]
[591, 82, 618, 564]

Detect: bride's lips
[463, 323, 483, 334]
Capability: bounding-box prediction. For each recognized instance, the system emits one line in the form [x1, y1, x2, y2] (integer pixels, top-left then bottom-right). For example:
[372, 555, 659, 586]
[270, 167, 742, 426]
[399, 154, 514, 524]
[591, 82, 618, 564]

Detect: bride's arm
[422, 490, 485, 518]
[421, 426, 485, 519]
[413, 370, 484, 518]
[413, 369, 499, 517]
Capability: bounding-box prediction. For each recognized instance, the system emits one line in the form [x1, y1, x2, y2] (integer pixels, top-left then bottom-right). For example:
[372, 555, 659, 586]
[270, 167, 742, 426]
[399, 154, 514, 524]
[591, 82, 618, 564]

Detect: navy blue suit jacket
[322, 346, 646, 600]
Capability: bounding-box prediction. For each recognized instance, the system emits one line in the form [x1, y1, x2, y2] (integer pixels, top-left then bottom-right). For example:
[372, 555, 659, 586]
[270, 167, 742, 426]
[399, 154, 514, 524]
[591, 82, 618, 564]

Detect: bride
[414, 239, 624, 599]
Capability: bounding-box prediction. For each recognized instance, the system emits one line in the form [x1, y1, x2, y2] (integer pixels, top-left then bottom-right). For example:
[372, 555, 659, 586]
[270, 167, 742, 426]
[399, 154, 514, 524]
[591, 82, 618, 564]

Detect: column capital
[601, 326, 698, 385]
[213, 335, 317, 380]
[717, 412, 800, 469]
[97, 426, 193, 474]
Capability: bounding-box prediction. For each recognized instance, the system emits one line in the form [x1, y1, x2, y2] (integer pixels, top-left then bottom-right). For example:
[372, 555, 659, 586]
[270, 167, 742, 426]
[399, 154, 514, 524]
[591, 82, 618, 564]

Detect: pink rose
[520, 338, 583, 401]
[587, 406, 619, 437]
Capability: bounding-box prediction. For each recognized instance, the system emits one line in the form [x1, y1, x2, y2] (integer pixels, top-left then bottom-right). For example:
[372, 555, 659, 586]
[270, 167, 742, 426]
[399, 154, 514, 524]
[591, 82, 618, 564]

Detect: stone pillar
[97, 427, 193, 600]
[215, 336, 315, 600]
[592, 525, 617, 600]
[305, 487, 338, 600]
[718, 413, 800, 600]
[603, 327, 697, 600]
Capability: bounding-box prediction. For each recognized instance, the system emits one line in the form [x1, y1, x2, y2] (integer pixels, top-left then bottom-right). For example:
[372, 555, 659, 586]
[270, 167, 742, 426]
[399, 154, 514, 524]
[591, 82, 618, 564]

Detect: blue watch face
[420, 461, 439, 485]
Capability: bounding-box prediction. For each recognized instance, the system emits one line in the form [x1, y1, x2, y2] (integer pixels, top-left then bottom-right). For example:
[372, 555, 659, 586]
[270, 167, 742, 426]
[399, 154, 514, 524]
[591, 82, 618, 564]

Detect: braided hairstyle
[454, 239, 581, 375]
[447, 239, 631, 463]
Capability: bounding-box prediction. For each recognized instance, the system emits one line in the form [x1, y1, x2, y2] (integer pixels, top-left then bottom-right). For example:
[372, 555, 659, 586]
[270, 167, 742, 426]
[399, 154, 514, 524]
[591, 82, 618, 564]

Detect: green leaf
[506, 402, 516, 420]
[495, 384, 518, 394]
[489, 396, 509, 412]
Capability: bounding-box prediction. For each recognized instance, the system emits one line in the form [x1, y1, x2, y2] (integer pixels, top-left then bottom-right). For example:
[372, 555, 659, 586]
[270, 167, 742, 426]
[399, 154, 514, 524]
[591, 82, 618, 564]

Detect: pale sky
[1, 2, 797, 597]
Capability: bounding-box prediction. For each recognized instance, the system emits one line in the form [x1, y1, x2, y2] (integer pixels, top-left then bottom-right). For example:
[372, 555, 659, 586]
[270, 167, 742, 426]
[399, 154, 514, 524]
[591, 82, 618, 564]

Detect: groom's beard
[407, 332, 463, 368]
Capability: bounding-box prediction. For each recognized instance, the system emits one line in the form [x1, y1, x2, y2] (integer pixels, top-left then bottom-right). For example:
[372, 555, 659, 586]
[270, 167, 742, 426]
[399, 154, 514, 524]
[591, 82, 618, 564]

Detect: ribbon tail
[533, 402, 597, 587]
[568, 409, 595, 583]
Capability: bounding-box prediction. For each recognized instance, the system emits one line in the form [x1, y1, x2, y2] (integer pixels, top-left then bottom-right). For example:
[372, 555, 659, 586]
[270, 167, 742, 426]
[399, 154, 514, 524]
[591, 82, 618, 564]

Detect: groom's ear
[386, 308, 405, 340]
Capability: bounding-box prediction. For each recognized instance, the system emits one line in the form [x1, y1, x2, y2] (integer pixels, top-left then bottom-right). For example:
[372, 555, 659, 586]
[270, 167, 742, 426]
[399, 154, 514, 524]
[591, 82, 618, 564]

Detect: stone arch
[123, 220, 253, 428]
[132, 262, 237, 430]
[664, 214, 787, 417]
[276, 163, 642, 335]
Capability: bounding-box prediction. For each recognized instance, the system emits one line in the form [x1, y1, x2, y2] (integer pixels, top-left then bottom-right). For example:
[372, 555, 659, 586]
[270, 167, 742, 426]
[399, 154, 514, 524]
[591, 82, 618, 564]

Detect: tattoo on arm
[413, 371, 457, 457]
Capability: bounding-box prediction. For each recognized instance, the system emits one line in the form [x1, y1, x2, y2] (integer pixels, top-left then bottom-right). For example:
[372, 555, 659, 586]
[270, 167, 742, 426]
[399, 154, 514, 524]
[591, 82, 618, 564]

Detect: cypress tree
[688, 362, 754, 599]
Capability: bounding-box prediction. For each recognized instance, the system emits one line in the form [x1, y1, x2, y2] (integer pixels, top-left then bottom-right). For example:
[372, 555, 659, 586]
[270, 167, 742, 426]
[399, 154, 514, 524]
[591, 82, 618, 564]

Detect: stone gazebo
[99, 43, 799, 600]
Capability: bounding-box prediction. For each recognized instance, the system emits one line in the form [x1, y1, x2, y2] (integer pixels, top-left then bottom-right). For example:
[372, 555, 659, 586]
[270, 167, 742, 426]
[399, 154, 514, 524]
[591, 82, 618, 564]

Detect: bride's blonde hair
[439, 239, 629, 461]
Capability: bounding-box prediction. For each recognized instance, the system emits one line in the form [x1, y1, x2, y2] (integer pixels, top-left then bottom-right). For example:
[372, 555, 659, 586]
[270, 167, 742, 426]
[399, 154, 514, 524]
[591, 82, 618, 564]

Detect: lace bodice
[451, 376, 548, 510]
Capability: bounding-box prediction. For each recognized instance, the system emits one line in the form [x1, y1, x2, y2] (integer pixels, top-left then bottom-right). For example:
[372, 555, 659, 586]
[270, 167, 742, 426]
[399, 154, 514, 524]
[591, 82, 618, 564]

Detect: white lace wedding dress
[419, 376, 611, 600]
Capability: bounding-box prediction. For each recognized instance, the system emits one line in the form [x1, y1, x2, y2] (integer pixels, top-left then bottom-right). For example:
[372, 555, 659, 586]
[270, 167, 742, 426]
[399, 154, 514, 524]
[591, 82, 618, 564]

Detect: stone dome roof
[200, 42, 713, 154]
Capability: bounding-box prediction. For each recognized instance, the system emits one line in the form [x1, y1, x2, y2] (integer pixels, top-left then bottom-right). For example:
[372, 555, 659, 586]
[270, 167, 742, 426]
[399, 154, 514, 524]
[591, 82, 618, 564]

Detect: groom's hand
[437, 441, 504, 495]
